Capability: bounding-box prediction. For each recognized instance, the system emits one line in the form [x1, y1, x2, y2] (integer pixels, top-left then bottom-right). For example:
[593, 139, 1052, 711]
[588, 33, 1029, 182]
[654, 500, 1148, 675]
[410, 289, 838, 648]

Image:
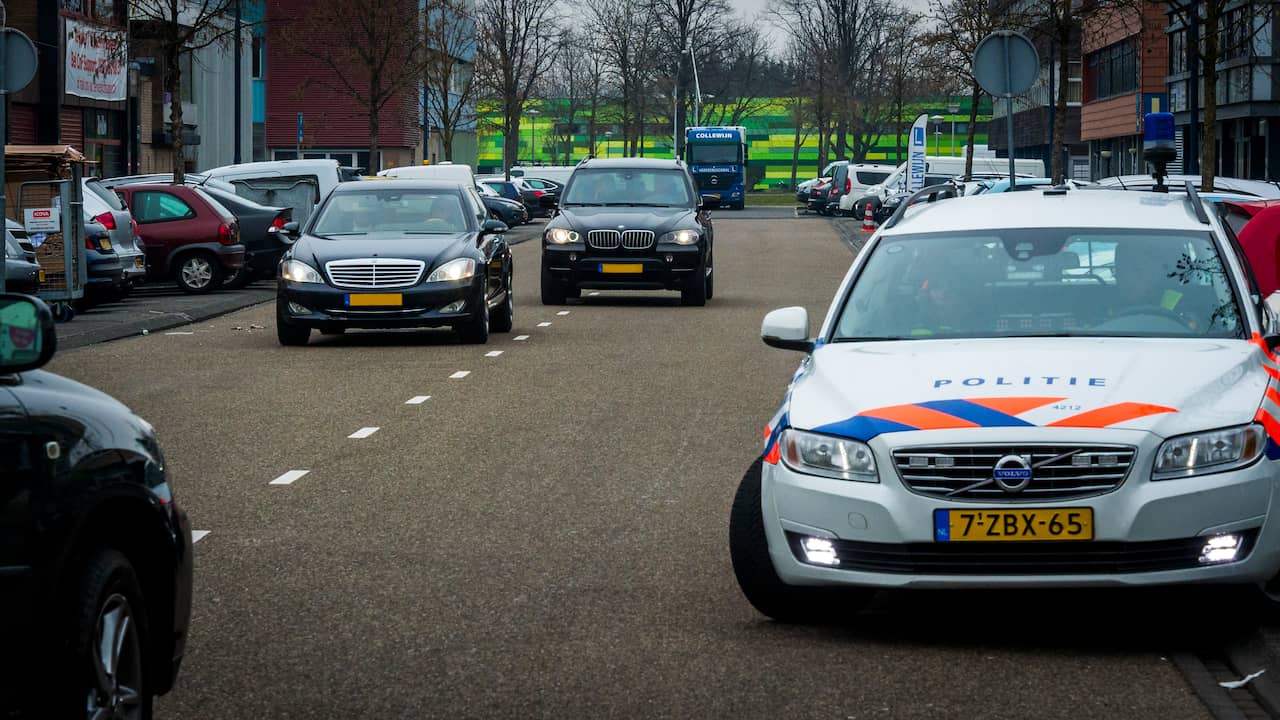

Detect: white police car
[730, 185, 1280, 621]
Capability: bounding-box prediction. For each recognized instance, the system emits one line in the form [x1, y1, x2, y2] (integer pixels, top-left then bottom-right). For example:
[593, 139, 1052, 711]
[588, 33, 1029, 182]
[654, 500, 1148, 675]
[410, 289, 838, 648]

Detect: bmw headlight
[659, 229, 699, 245]
[1153, 424, 1265, 480]
[779, 428, 877, 482]
[426, 258, 476, 283]
[546, 228, 579, 245]
[281, 259, 322, 284]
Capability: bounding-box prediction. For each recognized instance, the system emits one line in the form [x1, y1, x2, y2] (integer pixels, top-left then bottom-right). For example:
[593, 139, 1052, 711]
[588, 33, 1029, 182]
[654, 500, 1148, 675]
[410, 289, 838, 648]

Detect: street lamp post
[604, 130, 614, 158]
[527, 108, 540, 164]
[930, 114, 943, 157]
[687, 43, 702, 126]
[947, 104, 960, 157]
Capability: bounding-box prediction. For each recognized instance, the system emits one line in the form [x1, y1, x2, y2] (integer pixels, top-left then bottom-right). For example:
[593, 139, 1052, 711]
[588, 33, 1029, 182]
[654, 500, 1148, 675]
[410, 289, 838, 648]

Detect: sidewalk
[55, 282, 274, 351]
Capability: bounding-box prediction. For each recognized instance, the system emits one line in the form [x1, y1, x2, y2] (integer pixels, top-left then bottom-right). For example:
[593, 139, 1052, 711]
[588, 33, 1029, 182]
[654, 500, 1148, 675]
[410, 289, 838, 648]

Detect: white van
[835, 163, 901, 212]
[377, 163, 477, 186]
[862, 156, 1047, 202]
[509, 165, 576, 185]
[202, 159, 344, 224]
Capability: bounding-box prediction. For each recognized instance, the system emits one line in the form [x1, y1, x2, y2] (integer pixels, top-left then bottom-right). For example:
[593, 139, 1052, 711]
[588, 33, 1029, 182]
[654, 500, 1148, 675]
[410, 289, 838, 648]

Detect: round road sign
[973, 31, 1039, 98]
[0, 28, 37, 94]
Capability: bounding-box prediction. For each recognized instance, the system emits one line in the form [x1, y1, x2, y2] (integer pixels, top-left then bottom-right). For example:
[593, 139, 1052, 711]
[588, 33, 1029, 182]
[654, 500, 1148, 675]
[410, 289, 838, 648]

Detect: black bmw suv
[540, 158, 716, 306]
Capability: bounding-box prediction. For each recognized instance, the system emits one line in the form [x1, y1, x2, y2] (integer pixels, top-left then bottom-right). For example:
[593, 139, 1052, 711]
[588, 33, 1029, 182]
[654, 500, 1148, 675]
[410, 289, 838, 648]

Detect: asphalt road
[47, 216, 1218, 718]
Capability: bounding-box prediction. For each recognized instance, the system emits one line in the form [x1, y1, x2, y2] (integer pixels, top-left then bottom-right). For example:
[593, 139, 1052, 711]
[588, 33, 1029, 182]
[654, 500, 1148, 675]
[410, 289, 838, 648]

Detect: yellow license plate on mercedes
[599, 263, 643, 274]
[346, 293, 403, 307]
[934, 508, 1093, 542]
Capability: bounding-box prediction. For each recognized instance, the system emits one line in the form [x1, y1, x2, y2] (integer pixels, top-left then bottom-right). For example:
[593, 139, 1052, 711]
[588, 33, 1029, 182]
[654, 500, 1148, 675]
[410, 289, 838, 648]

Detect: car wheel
[705, 248, 714, 300]
[457, 282, 490, 344]
[65, 549, 152, 720]
[174, 253, 223, 294]
[223, 265, 252, 290]
[681, 261, 708, 307]
[276, 306, 310, 346]
[729, 458, 872, 623]
[541, 266, 566, 305]
[490, 268, 514, 333]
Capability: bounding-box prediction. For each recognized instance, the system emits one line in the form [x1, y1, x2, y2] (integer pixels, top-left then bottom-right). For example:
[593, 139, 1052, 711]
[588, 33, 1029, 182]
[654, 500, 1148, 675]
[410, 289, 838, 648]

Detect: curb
[56, 290, 274, 352]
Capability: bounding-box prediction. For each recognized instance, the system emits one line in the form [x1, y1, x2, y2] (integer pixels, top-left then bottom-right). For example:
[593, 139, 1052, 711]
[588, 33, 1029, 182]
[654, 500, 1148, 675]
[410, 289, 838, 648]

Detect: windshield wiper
[598, 202, 675, 207]
[830, 336, 911, 342]
[318, 232, 366, 237]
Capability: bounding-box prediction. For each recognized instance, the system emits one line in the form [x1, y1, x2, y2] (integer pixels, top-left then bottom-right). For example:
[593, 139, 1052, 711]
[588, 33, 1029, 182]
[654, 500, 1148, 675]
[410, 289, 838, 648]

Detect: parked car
[194, 185, 294, 288]
[477, 182, 529, 226]
[4, 227, 40, 294]
[835, 163, 900, 214]
[83, 178, 146, 289]
[480, 176, 547, 218]
[6, 219, 36, 258]
[1221, 199, 1280, 298]
[0, 293, 193, 716]
[806, 179, 833, 214]
[276, 178, 514, 346]
[115, 184, 246, 294]
[80, 219, 128, 306]
[522, 177, 562, 211]
[202, 159, 341, 224]
[540, 158, 715, 306]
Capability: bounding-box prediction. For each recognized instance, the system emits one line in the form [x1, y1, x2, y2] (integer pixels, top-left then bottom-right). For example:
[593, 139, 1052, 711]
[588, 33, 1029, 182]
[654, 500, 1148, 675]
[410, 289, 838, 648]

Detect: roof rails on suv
[882, 182, 963, 229]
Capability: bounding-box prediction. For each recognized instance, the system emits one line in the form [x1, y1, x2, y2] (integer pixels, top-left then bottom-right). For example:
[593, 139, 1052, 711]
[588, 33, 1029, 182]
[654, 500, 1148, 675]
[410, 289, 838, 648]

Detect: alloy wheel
[85, 593, 143, 720]
[181, 257, 213, 289]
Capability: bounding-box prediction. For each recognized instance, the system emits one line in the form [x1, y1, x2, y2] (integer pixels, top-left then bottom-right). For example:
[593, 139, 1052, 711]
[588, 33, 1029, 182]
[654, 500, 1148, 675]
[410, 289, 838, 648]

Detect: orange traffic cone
[860, 202, 876, 233]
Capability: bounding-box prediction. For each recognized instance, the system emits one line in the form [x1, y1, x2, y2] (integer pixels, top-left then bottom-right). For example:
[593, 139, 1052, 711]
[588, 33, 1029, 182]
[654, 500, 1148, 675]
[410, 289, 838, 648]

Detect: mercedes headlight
[1153, 424, 1265, 480]
[426, 258, 476, 283]
[281, 259, 322, 284]
[546, 228, 579, 245]
[659, 229, 699, 245]
[779, 428, 877, 482]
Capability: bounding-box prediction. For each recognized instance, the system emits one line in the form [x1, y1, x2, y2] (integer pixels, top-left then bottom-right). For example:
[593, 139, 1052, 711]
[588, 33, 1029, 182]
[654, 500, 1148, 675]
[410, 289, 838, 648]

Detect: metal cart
[6, 146, 87, 322]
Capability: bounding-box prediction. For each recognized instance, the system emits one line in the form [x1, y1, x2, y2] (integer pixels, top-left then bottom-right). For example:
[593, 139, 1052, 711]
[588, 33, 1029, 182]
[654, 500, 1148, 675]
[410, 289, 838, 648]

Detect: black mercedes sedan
[540, 158, 716, 306]
[276, 179, 513, 346]
[0, 293, 193, 716]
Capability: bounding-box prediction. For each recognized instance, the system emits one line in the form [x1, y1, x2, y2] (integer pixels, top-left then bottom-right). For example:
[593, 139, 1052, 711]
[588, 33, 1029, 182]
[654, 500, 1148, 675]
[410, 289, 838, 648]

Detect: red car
[1222, 199, 1280, 298]
[115, 184, 246, 293]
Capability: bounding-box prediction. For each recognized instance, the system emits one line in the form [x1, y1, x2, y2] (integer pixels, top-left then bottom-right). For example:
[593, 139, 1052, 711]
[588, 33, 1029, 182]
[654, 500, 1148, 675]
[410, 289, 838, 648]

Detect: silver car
[82, 178, 145, 286]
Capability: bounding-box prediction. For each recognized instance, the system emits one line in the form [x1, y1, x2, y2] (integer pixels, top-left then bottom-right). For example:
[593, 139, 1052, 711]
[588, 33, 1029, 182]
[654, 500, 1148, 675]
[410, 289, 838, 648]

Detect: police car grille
[892, 444, 1135, 502]
[587, 230, 620, 249]
[325, 259, 425, 289]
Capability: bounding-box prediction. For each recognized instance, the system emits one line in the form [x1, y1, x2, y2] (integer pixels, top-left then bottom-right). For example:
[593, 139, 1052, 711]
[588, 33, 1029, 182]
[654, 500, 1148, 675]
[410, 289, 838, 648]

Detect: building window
[1170, 80, 1187, 112]
[1088, 38, 1138, 100]
[1170, 29, 1187, 75]
[1221, 6, 1256, 60]
[1067, 60, 1082, 104]
[251, 35, 265, 80]
[179, 52, 195, 104]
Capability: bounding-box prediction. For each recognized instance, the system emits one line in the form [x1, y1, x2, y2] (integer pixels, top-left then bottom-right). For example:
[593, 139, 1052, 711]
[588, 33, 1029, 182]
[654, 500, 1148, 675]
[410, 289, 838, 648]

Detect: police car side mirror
[762, 306, 814, 352]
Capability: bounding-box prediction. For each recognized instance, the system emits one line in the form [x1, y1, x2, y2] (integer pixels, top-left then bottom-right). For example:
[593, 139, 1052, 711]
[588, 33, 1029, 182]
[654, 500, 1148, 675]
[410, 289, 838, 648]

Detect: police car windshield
[561, 169, 694, 207]
[832, 229, 1245, 341]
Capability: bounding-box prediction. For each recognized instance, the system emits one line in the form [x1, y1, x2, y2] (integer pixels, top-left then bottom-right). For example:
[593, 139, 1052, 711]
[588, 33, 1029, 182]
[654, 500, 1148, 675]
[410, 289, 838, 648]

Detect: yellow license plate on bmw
[599, 263, 643, 274]
[934, 508, 1093, 542]
[346, 293, 403, 307]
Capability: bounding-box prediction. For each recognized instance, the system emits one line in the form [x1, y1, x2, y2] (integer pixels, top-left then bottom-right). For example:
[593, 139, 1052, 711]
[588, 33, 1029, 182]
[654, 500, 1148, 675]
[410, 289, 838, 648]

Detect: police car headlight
[780, 428, 877, 482]
[1152, 424, 1265, 480]
[660, 230, 699, 245]
[546, 228, 579, 244]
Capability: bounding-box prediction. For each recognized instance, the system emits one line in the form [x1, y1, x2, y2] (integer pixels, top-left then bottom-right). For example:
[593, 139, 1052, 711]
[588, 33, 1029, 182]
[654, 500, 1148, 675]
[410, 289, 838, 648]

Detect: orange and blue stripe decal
[812, 396, 1178, 442]
[1250, 333, 1280, 459]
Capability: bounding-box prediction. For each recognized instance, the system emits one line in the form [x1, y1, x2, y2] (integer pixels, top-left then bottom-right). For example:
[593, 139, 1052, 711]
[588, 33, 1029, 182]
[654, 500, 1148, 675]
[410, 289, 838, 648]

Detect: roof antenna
[1143, 112, 1177, 194]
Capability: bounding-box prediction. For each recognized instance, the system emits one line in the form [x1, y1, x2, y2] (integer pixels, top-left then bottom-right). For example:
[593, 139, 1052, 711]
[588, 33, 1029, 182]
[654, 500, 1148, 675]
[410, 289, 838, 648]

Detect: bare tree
[128, 0, 242, 182]
[542, 32, 587, 164]
[646, 0, 736, 156]
[423, 0, 479, 163]
[878, 12, 931, 166]
[587, 0, 661, 156]
[475, 0, 561, 177]
[698, 21, 775, 127]
[278, 0, 427, 173]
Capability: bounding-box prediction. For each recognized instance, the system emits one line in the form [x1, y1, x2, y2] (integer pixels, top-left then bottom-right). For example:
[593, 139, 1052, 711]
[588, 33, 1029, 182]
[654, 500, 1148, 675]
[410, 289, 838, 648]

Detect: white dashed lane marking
[164, 331, 194, 336]
[270, 470, 310, 486]
[406, 395, 431, 404]
[348, 427, 380, 439]
[485, 351, 503, 357]
[588, 292, 600, 296]
[191, 531, 210, 543]
[450, 371, 471, 379]
[537, 322, 551, 328]
[557, 311, 571, 316]
[514, 335, 529, 341]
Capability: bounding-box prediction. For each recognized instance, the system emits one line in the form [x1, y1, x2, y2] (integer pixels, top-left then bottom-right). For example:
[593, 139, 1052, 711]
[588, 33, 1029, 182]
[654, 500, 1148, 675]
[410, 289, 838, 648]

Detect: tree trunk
[1202, 2, 1220, 192]
[790, 104, 802, 189]
[504, 94, 520, 179]
[1052, 13, 1070, 183]
[588, 102, 597, 157]
[442, 126, 455, 162]
[368, 73, 382, 173]
[964, 84, 981, 178]
[168, 48, 185, 183]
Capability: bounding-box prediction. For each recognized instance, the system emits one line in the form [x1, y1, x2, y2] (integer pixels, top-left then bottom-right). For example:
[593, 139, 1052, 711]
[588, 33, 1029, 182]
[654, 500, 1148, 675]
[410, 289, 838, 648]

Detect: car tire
[705, 248, 714, 300]
[730, 458, 872, 623]
[541, 267, 566, 305]
[277, 308, 310, 347]
[681, 261, 708, 307]
[174, 252, 223, 294]
[490, 268, 514, 333]
[60, 549, 153, 720]
[223, 266, 252, 290]
[456, 282, 490, 344]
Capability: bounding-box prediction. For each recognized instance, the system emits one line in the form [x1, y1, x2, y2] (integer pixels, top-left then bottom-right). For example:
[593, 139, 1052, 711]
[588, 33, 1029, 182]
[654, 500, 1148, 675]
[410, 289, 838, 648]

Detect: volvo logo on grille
[992, 455, 1033, 492]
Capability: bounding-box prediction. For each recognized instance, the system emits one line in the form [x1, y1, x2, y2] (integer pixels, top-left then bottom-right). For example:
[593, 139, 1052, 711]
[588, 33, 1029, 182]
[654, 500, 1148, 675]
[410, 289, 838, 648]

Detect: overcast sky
[727, 0, 935, 49]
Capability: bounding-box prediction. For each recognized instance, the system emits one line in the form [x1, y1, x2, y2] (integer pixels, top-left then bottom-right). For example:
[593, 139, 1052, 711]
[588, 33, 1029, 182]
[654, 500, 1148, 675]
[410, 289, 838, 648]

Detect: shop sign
[65, 18, 127, 101]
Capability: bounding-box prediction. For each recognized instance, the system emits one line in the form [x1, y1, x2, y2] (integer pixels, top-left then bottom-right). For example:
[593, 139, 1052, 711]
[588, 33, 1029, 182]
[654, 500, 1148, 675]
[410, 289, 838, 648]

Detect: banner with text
[65, 18, 127, 101]
[906, 114, 928, 193]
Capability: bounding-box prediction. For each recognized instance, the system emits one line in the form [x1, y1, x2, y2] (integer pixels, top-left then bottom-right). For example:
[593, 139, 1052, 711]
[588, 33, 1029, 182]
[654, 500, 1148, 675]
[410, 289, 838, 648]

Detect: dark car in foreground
[276, 179, 514, 346]
[540, 158, 715, 306]
[0, 293, 193, 716]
